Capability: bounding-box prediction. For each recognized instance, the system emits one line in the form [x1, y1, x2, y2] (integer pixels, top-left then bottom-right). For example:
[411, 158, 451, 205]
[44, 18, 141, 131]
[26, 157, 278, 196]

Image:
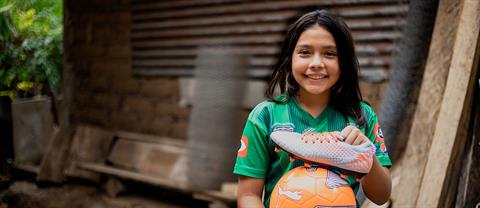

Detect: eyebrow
[295, 44, 337, 49]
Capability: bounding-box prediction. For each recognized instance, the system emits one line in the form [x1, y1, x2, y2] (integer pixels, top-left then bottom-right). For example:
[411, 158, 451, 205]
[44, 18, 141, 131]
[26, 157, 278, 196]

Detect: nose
[309, 54, 325, 70]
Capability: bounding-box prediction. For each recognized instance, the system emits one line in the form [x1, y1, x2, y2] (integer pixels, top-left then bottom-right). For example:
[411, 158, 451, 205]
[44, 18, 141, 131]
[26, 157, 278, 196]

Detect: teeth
[306, 75, 326, 80]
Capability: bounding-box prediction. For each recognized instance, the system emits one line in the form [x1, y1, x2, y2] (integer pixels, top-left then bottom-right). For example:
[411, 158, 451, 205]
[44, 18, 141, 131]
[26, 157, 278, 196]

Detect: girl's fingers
[342, 125, 369, 145]
[344, 128, 360, 144]
[340, 125, 354, 138]
[352, 135, 366, 145]
[333, 131, 344, 141]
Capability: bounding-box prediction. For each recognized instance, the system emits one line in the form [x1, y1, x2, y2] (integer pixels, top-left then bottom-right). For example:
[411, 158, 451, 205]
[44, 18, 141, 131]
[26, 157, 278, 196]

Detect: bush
[0, 0, 62, 99]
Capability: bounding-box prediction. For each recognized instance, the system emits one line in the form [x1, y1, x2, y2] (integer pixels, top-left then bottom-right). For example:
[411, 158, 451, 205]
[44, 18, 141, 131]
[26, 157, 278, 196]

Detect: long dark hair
[266, 9, 365, 125]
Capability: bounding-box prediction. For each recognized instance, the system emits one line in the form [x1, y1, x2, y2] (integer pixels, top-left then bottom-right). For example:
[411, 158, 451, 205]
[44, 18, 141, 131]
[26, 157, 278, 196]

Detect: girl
[234, 10, 392, 207]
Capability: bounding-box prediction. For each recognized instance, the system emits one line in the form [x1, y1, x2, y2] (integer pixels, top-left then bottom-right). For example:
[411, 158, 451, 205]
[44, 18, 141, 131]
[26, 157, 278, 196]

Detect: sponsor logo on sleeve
[374, 124, 385, 143]
[237, 136, 248, 157]
[380, 143, 388, 153]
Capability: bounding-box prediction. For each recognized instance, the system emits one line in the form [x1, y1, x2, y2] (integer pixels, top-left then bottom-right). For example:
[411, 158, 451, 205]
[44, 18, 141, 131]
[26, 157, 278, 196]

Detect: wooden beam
[107, 135, 186, 183]
[454, 87, 480, 207]
[77, 162, 190, 192]
[36, 2, 76, 181]
[390, 0, 462, 206]
[65, 125, 114, 181]
[36, 98, 73, 183]
[416, 0, 480, 206]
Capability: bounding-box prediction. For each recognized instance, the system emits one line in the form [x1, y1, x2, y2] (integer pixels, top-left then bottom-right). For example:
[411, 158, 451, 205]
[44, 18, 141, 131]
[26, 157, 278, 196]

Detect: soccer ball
[270, 166, 356, 208]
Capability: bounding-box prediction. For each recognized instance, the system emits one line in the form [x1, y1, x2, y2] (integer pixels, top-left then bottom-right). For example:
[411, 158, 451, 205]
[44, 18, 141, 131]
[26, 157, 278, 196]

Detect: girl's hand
[340, 125, 369, 145]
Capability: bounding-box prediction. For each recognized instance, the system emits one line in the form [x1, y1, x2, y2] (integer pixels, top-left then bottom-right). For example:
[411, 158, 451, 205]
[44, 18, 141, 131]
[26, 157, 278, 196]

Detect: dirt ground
[0, 180, 212, 208]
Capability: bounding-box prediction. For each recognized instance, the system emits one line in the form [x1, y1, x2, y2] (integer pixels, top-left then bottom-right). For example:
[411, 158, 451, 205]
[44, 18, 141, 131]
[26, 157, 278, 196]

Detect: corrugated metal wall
[131, 0, 408, 81]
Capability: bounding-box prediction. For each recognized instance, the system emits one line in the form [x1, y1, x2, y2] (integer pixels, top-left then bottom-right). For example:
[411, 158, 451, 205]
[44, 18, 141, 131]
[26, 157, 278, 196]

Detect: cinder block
[84, 107, 109, 126]
[104, 45, 131, 58]
[91, 93, 121, 110]
[174, 106, 191, 120]
[111, 79, 141, 94]
[121, 96, 155, 114]
[91, 61, 132, 79]
[92, 11, 130, 24]
[88, 77, 110, 92]
[139, 78, 179, 98]
[148, 116, 174, 136]
[170, 120, 189, 140]
[111, 112, 140, 132]
[92, 23, 130, 44]
[154, 102, 178, 117]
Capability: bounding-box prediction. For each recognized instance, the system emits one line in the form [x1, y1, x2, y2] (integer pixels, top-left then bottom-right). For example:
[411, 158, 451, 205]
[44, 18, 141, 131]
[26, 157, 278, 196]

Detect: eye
[324, 50, 337, 58]
[298, 49, 311, 56]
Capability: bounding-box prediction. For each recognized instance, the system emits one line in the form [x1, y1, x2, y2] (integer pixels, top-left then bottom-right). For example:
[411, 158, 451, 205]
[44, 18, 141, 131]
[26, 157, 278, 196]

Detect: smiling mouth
[305, 74, 328, 80]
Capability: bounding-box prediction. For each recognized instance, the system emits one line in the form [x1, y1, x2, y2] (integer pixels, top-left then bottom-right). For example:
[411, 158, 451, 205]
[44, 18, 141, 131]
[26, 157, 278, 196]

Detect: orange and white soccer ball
[270, 166, 356, 208]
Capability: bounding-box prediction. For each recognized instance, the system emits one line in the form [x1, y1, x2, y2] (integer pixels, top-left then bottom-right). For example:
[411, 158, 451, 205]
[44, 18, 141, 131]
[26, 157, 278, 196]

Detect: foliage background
[0, 0, 62, 99]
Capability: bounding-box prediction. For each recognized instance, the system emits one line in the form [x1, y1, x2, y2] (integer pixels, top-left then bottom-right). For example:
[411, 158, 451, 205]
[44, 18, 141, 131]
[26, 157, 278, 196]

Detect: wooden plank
[132, 12, 403, 31]
[132, 43, 392, 58]
[390, 0, 463, 206]
[132, 11, 295, 30]
[132, 45, 280, 57]
[131, 34, 283, 48]
[77, 162, 190, 192]
[132, 18, 403, 37]
[65, 125, 114, 181]
[79, 161, 236, 206]
[132, 56, 391, 68]
[134, 66, 387, 81]
[107, 135, 185, 182]
[131, 0, 396, 12]
[416, 0, 480, 206]
[36, 95, 73, 182]
[454, 88, 480, 207]
[132, 0, 247, 11]
[193, 190, 236, 207]
[132, 1, 407, 21]
[132, 31, 399, 48]
[15, 164, 40, 174]
[114, 131, 186, 147]
[132, 22, 287, 39]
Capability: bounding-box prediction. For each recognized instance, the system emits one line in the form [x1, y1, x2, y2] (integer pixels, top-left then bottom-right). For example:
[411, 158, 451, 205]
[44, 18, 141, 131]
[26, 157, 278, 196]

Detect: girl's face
[291, 25, 340, 98]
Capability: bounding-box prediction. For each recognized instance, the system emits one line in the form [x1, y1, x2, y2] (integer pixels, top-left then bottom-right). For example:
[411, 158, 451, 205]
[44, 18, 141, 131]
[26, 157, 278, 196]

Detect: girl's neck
[295, 90, 330, 118]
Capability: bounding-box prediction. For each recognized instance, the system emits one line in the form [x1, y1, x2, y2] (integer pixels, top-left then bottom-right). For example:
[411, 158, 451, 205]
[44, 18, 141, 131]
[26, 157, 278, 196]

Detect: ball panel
[270, 167, 356, 208]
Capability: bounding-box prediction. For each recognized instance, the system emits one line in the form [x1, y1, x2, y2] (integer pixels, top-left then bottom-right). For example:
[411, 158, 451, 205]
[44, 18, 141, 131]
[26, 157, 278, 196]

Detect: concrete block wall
[65, 0, 190, 139]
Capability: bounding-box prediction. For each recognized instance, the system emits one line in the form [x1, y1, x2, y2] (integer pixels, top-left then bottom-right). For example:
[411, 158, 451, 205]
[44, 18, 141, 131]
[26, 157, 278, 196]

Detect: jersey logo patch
[380, 143, 388, 153]
[272, 122, 295, 132]
[237, 136, 248, 157]
[374, 124, 384, 143]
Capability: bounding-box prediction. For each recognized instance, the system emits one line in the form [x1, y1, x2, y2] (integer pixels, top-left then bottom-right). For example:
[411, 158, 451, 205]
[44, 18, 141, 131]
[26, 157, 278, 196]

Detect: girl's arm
[341, 126, 392, 205]
[361, 156, 391, 205]
[237, 175, 265, 208]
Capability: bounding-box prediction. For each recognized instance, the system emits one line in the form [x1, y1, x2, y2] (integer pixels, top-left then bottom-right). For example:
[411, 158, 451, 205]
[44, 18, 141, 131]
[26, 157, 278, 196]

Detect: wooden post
[454, 86, 480, 207]
[416, 0, 480, 206]
[390, 0, 462, 206]
[36, 2, 75, 182]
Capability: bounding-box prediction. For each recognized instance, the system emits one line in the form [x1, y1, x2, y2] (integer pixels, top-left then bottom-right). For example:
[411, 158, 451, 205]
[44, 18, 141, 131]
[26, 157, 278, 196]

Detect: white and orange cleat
[270, 131, 376, 174]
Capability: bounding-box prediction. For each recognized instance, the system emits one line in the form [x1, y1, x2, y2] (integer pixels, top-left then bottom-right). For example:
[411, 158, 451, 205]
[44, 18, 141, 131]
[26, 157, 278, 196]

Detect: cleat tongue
[289, 157, 296, 162]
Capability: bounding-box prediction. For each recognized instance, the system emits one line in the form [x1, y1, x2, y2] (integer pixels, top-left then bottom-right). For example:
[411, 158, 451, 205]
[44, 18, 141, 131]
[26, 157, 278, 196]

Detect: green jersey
[233, 96, 392, 207]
